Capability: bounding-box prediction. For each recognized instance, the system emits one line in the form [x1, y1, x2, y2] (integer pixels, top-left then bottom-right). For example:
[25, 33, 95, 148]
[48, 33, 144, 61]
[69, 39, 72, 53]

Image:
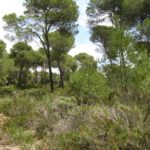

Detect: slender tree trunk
[40, 64, 46, 85]
[119, 52, 124, 92]
[47, 52, 54, 92]
[43, 64, 47, 86]
[40, 66, 44, 85]
[57, 57, 64, 88]
[120, 51, 128, 101]
[109, 58, 116, 89]
[60, 69, 64, 88]
[44, 24, 54, 92]
[120, 51, 127, 91]
[34, 67, 38, 85]
[18, 65, 23, 88]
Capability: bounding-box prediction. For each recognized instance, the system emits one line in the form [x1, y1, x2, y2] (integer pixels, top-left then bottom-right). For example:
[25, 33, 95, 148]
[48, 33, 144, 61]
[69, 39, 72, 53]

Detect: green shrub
[0, 90, 149, 150]
[5, 125, 33, 144]
[23, 87, 50, 99]
[3, 96, 34, 117]
[37, 104, 148, 150]
[33, 96, 77, 138]
[0, 86, 16, 96]
[69, 69, 111, 104]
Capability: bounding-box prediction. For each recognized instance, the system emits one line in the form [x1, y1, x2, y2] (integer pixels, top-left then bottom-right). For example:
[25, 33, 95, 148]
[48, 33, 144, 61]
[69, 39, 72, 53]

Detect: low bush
[5, 125, 34, 145]
[69, 69, 111, 104]
[0, 86, 16, 96]
[0, 91, 149, 150]
[36, 104, 149, 150]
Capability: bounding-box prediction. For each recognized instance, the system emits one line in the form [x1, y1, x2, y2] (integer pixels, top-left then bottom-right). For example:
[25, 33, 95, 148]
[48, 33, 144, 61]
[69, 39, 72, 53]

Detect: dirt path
[0, 145, 20, 150]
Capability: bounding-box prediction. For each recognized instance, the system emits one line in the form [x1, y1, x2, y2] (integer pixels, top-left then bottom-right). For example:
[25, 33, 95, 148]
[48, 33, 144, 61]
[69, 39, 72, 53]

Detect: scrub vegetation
[0, 0, 149, 149]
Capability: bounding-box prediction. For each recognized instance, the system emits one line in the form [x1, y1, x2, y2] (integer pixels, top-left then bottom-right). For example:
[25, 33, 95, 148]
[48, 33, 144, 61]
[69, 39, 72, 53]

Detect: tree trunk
[120, 51, 127, 91]
[58, 57, 64, 88]
[120, 51, 128, 101]
[109, 58, 116, 89]
[18, 65, 23, 88]
[60, 69, 64, 88]
[47, 52, 54, 92]
[34, 67, 38, 85]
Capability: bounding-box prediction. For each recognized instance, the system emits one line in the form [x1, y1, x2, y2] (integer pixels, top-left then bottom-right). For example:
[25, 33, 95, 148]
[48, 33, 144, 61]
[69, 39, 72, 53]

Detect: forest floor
[0, 88, 149, 150]
[0, 145, 19, 150]
[0, 114, 20, 150]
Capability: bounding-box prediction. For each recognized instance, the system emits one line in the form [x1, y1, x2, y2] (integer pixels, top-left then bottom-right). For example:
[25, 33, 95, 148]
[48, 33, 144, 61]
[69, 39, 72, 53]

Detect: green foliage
[138, 18, 150, 40]
[24, 0, 79, 31]
[90, 26, 114, 50]
[0, 40, 15, 85]
[70, 69, 110, 104]
[88, 13, 150, 102]
[0, 40, 6, 58]
[10, 42, 33, 67]
[50, 30, 75, 54]
[0, 0, 149, 149]
[87, 0, 149, 26]
[3, 0, 79, 92]
[3, 13, 31, 41]
[10, 42, 34, 87]
[0, 86, 16, 97]
[5, 125, 34, 145]
[0, 57, 15, 85]
[50, 30, 75, 88]
[35, 104, 149, 150]
[62, 54, 77, 81]
[0, 95, 34, 118]
[75, 53, 97, 70]
[0, 90, 149, 149]
[32, 49, 47, 68]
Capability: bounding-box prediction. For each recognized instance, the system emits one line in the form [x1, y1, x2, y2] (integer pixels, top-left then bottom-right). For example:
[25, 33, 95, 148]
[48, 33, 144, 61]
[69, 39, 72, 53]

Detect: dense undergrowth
[0, 0, 149, 149]
[0, 87, 149, 150]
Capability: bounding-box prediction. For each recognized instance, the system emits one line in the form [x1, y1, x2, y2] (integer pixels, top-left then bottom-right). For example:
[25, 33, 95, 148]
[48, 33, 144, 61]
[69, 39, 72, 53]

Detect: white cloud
[0, 0, 24, 50]
[76, 0, 113, 29]
[69, 43, 102, 60]
[0, 0, 104, 60]
[0, 0, 24, 17]
[78, 15, 88, 29]
[75, 0, 89, 28]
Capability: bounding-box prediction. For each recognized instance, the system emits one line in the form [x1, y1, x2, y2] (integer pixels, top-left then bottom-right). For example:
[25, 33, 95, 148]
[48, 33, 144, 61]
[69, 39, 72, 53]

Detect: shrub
[36, 104, 148, 150]
[5, 125, 33, 145]
[0, 86, 16, 96]
[33, 96, 77, 138]
[69, 69, 111, 104]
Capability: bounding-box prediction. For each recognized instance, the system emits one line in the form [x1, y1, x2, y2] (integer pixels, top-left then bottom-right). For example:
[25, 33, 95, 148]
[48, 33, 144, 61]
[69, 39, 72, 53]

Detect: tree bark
[18, 65, 23, 88]
[58, 57, 64, 88]
[47, 51, 54, 92]
[119, 50, 128, 101]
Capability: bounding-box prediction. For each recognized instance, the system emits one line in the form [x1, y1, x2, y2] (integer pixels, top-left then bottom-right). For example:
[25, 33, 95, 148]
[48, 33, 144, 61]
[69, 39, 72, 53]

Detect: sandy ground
[0, 145, 20, 150]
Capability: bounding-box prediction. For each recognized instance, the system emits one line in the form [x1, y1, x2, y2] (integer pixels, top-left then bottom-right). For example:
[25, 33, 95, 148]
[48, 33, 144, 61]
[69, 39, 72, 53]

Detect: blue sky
[69, 0, 100, 59]
[0, 0, 101, 59]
